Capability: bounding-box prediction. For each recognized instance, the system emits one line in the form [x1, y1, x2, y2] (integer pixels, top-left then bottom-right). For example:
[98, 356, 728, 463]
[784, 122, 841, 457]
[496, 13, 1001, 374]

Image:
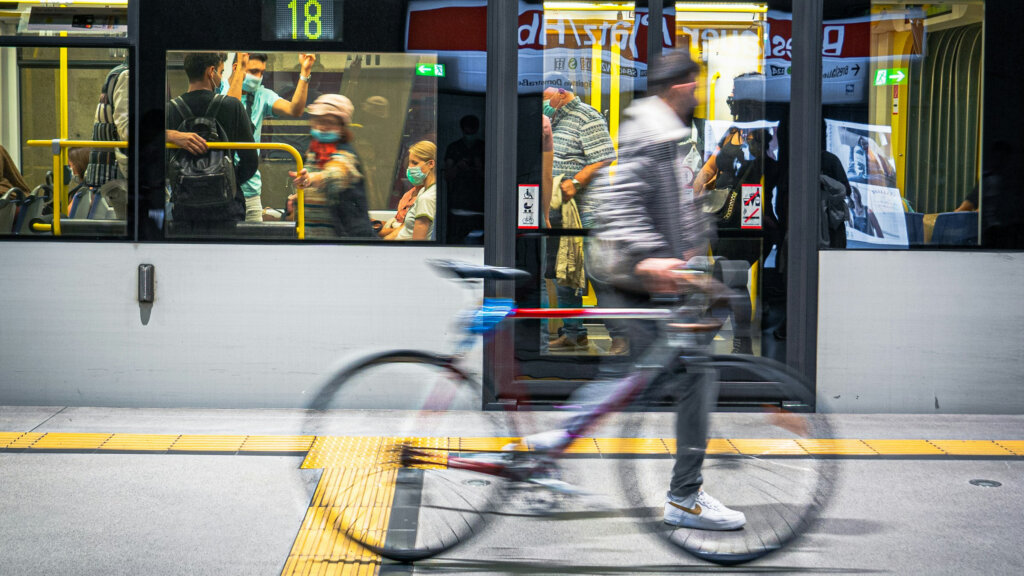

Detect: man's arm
[272, 54, 316, 117]
[165, 130, 207, 156]
[229, 101, 259, 182]
[564, 110, 616, 200]
[226, 53, 247, 100]
[692, 152, 718, 196]
[560, 160, 609, 201]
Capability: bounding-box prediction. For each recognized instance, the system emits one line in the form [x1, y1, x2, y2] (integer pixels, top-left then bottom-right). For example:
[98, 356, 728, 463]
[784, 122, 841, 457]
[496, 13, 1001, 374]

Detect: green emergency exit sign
[873, 68, 908, 86]
[415, 63, 446, 77]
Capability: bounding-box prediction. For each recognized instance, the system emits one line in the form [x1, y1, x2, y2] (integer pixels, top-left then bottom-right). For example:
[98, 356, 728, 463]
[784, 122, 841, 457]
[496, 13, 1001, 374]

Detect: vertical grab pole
[51, 139, 62, 236]
[57, 47, 69, 220]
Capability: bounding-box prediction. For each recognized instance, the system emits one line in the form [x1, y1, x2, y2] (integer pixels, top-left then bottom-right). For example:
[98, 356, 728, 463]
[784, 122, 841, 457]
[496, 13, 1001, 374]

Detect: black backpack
[167, 94, 238, 212]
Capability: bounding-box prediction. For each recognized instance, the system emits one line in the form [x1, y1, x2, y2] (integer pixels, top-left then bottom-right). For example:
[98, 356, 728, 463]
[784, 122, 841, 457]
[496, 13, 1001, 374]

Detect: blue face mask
[242, 73, 262, 93]
[542, 99, 556, 118]
[310, 128, 341, 143]
[407, 166, 427, 185]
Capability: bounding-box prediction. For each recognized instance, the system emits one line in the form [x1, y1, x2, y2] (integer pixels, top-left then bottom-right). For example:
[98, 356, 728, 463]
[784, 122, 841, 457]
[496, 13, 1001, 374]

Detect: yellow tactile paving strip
[3, 431, 1023, 576]
[2, 431, 1024, 457]
[0, 432, 313, 453]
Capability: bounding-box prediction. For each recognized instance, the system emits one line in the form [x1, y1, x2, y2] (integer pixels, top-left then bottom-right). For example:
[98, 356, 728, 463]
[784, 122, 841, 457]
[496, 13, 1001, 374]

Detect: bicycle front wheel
[302, 350, 513, 562]
[617, 353, 837, 565]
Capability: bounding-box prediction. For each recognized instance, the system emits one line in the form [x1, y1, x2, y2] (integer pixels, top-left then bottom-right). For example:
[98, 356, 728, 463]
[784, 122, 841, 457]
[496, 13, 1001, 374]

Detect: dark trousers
[562, 283, 714, 498]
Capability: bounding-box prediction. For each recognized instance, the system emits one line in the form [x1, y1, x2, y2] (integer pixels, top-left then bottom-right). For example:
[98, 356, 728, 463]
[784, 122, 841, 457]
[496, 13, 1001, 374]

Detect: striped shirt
[550, 98, 616, 177]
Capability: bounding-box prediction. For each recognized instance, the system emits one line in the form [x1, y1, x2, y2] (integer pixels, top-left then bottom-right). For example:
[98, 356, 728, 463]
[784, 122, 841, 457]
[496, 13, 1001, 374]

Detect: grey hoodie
[586, 96, 713, 291]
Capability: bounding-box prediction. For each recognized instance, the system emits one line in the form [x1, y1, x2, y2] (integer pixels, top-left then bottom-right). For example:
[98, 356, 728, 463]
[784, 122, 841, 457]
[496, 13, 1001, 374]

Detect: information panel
[262, 0, 343, 42]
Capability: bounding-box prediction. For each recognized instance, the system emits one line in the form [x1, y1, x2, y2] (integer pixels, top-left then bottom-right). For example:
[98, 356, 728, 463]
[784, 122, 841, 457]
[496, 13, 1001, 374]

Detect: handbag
[701, 161, 754, 229]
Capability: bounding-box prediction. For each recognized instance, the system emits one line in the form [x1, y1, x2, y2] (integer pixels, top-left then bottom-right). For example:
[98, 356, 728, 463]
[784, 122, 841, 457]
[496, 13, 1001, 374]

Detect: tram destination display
[262, 0, 343, 42]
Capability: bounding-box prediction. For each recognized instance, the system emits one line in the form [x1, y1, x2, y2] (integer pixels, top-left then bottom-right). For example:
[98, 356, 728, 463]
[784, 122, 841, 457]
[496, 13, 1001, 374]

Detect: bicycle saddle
[428, 259, 531, 282]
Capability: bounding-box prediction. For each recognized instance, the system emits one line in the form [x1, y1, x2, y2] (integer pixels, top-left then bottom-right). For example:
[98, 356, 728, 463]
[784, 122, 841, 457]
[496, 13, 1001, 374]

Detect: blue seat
[904, 212, 924, 245]
[930, 211, 978, 245]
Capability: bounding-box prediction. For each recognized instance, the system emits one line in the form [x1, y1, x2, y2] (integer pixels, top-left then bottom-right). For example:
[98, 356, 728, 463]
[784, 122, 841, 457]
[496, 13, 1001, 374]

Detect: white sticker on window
[518, 184, 539, 229]
[741, 184, 762, 229]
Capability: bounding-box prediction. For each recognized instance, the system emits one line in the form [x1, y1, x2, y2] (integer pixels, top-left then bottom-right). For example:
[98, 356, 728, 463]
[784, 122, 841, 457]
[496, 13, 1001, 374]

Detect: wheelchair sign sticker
[518, 184, 539, 229]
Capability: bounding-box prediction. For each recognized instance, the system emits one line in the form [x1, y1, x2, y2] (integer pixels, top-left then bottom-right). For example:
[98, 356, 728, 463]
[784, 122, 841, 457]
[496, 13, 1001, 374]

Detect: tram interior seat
[0, 188, 23, 234]
[13, 191, 47, 235]
[930, 211, 978, 245]
[905, 211, 924, 245]
[68, 187, 92, 218]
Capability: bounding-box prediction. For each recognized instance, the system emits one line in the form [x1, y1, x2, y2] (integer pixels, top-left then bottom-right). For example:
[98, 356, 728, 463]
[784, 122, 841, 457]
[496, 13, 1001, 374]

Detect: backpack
[84, 63, 128, 187]
[819, 174, 850, 248]
[167, 94, 238, 212]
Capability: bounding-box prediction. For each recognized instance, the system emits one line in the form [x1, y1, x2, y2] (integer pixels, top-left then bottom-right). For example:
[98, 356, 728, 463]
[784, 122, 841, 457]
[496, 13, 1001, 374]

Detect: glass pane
[824, 1, 984, 248]
[676, 2, 779, 361]
[0, 2, 128, 38]
[163, 51, 437, 241]
[2, 46, 129, 239]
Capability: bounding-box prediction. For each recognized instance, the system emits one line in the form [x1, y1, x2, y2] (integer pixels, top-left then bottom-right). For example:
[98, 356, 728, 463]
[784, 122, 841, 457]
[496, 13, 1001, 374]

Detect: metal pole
[483, 0, 519, 408]
[787, 0, 823, 391]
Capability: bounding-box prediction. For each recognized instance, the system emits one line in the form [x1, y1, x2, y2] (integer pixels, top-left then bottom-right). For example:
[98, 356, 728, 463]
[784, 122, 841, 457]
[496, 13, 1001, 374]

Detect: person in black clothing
[165, 52, 257, 233]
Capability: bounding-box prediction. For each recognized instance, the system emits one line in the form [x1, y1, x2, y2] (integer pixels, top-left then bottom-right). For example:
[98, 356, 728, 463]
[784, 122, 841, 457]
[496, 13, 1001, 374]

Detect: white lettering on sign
[518, 185, 539, 229]
[822, 26, 846, 56]
[741, 184, 762, 230]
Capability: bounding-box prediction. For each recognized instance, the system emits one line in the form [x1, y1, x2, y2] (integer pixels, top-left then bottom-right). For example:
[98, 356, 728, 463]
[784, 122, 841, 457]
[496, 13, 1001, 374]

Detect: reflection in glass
[824, 2, 985, 248]
[163, 51, 438, 240]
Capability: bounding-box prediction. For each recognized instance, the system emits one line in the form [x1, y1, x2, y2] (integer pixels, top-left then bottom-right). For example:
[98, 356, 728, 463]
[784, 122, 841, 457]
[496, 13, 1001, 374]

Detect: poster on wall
[844, 183, 909, 248]
[825, 119, 898, 188]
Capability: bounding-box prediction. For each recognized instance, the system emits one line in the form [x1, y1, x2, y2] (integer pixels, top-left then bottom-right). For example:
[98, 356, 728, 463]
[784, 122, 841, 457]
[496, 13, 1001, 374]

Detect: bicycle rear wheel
[617, 353, 837, 565]
[302, 350, 514, 562]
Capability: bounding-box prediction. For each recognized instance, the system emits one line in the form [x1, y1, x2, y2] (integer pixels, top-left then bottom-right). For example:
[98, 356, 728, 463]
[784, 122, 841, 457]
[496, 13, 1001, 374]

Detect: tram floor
[0, 406, 1022, 575]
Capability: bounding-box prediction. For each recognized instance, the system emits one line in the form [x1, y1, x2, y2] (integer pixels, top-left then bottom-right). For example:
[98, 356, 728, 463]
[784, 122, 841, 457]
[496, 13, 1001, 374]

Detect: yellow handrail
[26, 139, 306, 239]
[165, 141, 306, 240]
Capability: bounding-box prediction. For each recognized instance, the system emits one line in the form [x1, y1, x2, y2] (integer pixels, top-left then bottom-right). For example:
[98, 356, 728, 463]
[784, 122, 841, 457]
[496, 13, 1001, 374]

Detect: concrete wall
[818, 250, 1024, 414]
[0, 243, 484, 408]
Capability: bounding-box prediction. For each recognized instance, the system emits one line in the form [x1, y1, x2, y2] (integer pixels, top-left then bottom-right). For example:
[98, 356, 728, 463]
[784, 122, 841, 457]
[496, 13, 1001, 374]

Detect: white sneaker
[502, 429, 572, 453]
[664, 490, 746, 530]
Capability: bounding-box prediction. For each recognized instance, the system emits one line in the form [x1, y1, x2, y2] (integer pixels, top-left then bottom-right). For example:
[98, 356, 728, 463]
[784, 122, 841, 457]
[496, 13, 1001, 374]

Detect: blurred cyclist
[513, 51, 746, 531]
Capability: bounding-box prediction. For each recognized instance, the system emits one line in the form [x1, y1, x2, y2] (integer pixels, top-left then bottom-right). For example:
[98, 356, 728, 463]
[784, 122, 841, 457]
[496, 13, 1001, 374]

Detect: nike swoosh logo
[669, 500, 702, 515]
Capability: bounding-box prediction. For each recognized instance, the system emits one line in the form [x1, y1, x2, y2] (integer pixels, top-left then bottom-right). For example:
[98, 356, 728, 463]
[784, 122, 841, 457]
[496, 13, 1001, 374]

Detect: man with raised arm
[222, 52, 316, 221]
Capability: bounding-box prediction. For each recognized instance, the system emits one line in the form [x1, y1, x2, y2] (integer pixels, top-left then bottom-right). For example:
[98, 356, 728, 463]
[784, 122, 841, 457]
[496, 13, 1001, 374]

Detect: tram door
[512, 2, 785, 407]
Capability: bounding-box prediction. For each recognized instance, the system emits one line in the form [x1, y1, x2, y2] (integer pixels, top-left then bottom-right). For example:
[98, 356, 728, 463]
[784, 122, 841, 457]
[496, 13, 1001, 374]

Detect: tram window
[1, 46, 130, 239]
[821, 2, 993, 249]
[163, 51, 440, 242]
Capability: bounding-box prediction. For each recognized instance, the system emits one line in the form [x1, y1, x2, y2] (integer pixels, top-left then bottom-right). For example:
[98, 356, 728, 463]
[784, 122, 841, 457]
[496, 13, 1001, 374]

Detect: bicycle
[301, 259, 836, 566]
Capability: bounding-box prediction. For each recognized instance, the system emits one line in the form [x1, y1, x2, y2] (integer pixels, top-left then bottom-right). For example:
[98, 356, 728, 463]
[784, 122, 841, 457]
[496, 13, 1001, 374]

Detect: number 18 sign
[263, 0, 343, 42]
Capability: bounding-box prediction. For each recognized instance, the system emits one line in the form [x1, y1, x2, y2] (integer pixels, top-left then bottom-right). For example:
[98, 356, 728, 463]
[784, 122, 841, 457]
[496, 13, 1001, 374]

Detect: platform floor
[1, 406, 1022, 575]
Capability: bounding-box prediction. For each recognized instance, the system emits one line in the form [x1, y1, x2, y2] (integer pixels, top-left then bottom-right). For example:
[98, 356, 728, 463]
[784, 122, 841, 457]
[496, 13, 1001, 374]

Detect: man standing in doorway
[543, 74, 616, 352]
[223, 52, 316, 221]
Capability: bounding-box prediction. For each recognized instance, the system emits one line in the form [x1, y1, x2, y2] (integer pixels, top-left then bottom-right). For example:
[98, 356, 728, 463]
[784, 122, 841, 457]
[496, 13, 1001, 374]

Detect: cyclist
[515, 51, 746, 531]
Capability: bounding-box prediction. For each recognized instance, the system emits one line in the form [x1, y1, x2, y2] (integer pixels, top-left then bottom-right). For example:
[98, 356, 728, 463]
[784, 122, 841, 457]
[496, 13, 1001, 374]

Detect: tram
[1, 0, 1021, 415]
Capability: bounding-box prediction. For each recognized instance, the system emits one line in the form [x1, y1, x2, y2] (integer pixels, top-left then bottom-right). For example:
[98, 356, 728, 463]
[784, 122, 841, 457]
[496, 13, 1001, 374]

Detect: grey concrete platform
[1, 406, 1022, 575]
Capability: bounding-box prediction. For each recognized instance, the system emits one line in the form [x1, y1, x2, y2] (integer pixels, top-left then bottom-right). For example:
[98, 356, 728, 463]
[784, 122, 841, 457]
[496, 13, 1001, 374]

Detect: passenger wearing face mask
[288, 93, 375, 239]
[385, 140, 437, 241]
[166, 52, 257, 230]
[222, 52, 316, 222]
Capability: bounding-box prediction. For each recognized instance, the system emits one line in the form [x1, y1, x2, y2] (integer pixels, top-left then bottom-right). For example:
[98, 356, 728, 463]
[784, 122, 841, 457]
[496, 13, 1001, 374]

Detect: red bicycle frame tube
[509, 308, 673, 319]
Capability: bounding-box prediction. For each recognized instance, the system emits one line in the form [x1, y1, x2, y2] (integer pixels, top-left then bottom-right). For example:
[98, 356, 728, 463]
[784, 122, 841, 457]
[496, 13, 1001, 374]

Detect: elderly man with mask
[543, 73, 617, 353]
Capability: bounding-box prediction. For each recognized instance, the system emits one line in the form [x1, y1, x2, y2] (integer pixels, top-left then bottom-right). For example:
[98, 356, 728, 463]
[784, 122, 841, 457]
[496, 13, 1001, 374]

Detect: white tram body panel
[0, 244, 484, 408]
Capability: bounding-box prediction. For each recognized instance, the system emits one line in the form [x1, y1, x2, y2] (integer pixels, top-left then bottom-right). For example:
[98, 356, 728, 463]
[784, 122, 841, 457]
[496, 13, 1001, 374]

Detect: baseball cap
[307, 94, 354, 125]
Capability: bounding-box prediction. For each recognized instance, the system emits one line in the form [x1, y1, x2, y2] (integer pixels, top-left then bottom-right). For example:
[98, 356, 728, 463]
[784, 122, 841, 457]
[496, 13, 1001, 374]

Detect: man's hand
[166, 130, 208, 155]
[560, 178, 576, 201]
[634, 257, 688, 294]
[299, 53, 316, 75]
[235, 52, 250, 71]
